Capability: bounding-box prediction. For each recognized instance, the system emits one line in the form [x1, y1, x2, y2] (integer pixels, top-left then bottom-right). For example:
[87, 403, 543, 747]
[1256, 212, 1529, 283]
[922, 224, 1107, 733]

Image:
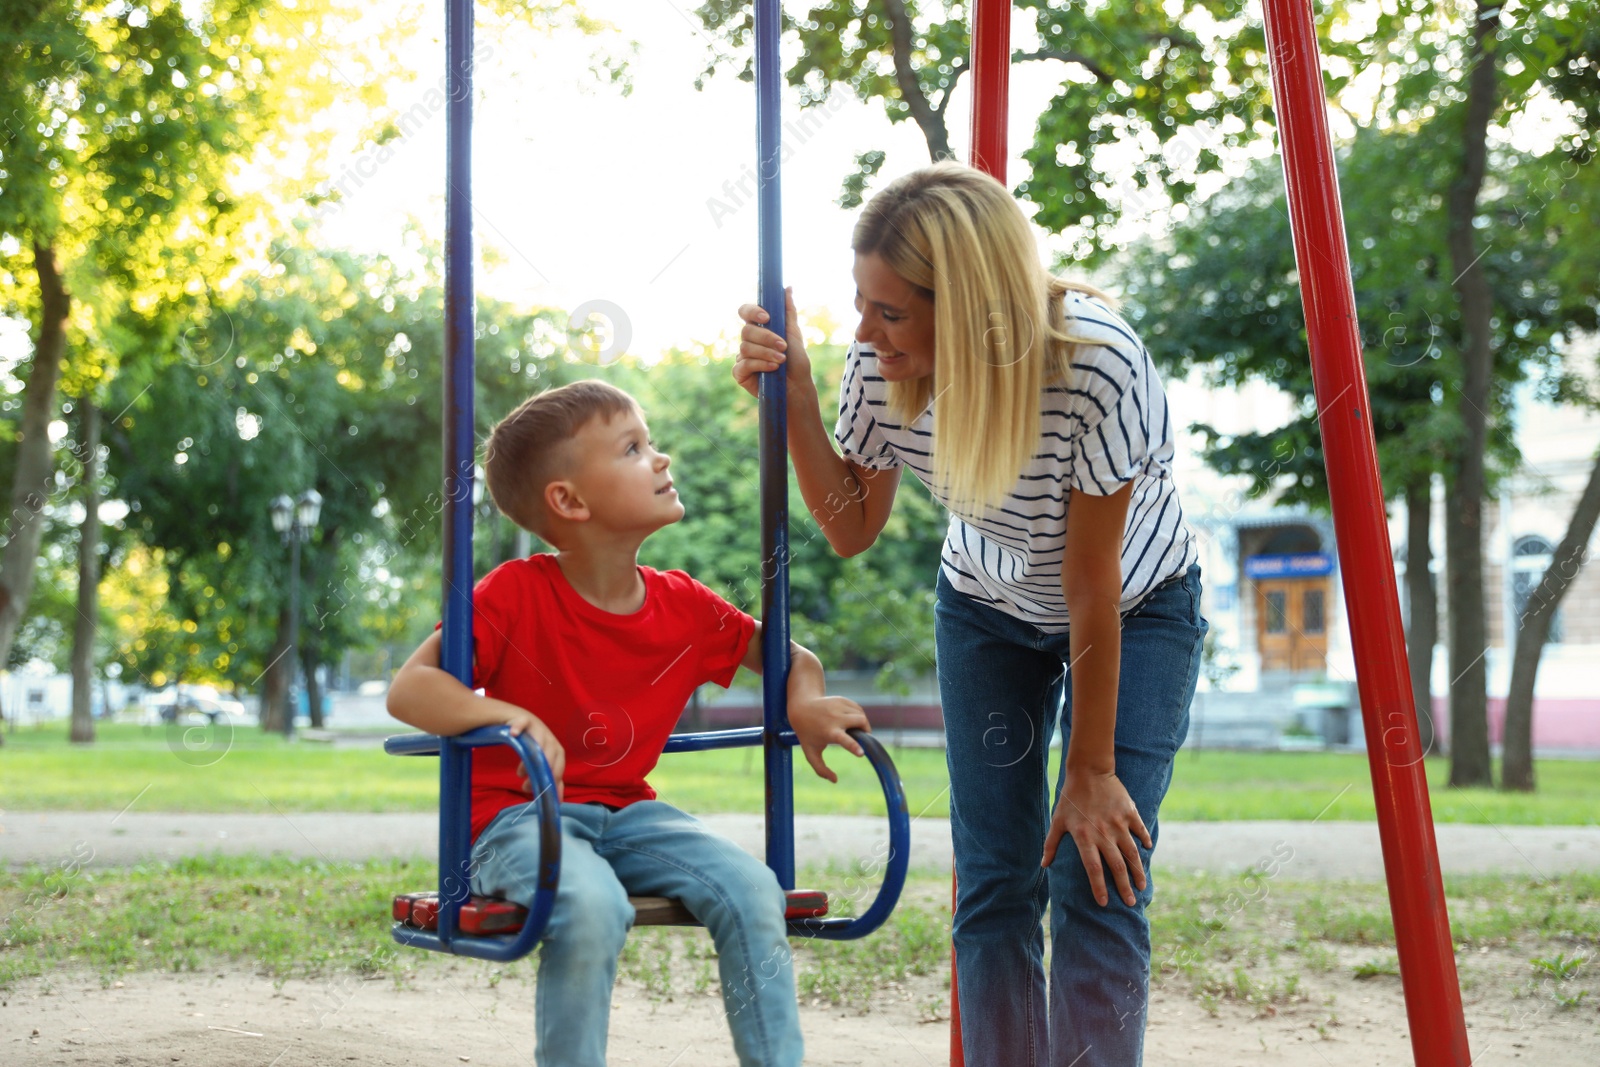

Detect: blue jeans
[470, 799, 803, 1067]
[935, 562, 1206, 1067]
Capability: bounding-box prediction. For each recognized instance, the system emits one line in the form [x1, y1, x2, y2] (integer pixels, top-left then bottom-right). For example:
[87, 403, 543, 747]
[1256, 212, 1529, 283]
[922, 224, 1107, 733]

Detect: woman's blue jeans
[469, 799, 803, 1067]
[935, 562, 1206, 1067]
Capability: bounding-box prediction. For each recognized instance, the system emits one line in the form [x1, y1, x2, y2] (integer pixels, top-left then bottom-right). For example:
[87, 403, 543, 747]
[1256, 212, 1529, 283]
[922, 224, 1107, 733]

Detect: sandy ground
[6, 814, 1598, 1063]
[6, 948, 1596, 1067]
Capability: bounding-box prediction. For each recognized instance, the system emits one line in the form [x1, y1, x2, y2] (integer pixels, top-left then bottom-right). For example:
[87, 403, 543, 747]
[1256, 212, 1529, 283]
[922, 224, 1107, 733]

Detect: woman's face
[852, 251, 936, 382]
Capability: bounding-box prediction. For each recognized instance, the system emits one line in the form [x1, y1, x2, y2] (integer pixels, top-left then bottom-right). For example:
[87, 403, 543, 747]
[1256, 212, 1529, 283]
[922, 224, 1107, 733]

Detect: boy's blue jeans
[470, 798, 803, 1067]
[935, 562, 1206, 1067]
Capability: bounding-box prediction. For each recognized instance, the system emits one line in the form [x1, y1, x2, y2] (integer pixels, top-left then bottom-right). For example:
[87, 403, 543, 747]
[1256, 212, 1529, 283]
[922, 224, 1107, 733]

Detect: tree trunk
[1444, 0, 1500, 788]
[70, 396, 101, 745]
[1404, 476, 1437, 757]
[881, 0, 954, 160]
[1502, 448, 1600, 791]
[304, 645, 325, 729]
[0, 242, 73, 747]
[260, 607, 291, 733]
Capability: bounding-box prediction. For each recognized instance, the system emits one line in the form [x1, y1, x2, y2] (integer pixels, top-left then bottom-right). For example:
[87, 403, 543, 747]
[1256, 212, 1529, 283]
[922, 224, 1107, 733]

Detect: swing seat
[393, 888, 830, 933]
[384, 724, 908, 961]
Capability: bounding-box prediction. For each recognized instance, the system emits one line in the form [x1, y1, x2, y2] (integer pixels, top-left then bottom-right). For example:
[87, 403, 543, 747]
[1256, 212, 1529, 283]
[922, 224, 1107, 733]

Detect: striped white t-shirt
[833, 292, 1197, 633]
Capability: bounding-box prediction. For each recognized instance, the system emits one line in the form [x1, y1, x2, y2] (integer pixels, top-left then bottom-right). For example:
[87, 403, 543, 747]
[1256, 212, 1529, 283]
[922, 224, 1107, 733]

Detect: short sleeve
[833, 346, 903, 471]
[1068, 345, 1153, 496]
[432, 562, 521, 688]
[687, 577, 757, 688]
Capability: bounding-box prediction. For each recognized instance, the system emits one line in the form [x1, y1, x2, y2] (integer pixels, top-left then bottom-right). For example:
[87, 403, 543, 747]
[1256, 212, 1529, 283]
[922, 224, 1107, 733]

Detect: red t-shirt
[433, 554, 757, 841]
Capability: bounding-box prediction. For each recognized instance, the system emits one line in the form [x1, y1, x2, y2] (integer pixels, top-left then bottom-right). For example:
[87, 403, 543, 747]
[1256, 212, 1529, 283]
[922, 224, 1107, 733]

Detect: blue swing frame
[386, 0, 911, 961]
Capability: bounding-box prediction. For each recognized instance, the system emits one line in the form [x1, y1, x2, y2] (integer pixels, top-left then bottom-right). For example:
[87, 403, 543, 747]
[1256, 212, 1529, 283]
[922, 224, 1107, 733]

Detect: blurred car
[182, 691, 247, 724]
[142, 685, 248, 725]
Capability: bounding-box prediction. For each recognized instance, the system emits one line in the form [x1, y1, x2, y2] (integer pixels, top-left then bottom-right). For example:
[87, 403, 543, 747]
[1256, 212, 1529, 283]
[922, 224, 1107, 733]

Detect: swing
[384, 0, 910, 964]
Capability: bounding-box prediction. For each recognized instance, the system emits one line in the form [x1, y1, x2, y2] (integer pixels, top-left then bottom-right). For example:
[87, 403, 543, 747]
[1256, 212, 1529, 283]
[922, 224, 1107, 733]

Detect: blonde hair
[484, 379, 637, 540]
[852, 161, 1113, 516]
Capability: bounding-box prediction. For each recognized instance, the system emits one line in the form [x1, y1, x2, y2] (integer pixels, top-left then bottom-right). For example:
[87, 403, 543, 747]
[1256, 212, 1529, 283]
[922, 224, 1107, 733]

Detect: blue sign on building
[1244, 552, 1334, 579]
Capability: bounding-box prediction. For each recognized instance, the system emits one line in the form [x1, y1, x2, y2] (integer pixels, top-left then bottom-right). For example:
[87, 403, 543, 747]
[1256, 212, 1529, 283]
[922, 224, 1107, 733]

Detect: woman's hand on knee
[1042, 768, 1152, 908]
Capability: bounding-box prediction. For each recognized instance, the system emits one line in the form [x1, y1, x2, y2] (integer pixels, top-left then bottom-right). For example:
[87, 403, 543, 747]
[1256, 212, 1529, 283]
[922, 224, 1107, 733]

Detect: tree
[102, 243, 453, 728]
[1496, 16, 1600, 789]
[1122, 124, 1586, 775]
[1439, 0, 1504, 787]
[0, 0, 341, 737]
[692, 1, 1362, 244]
[1367, 1, 1594, 786]
[695, 0, 1595, 786]
[1500, 449, 1600, 791]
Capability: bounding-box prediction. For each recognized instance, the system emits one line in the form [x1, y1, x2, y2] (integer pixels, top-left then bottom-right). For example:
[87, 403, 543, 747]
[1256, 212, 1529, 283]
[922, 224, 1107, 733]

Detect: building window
[1510, 535, 1564, 644]
[1303, 589, 1326, 634]
[1265, 591, 1288, 634]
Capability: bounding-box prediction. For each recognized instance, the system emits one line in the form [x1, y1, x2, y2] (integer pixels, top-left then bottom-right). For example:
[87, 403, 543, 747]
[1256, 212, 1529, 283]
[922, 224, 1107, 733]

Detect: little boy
[387, 379, 871, 1067]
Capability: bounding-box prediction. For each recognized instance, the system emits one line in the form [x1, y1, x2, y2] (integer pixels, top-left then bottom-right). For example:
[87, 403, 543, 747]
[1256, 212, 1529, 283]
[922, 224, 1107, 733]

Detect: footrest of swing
[393, 891, 527, 935]
[393, 888, 830, 934]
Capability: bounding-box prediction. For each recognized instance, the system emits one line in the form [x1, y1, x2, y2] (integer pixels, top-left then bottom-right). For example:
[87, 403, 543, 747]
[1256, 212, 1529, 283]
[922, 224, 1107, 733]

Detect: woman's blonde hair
[852, 160, 1112, 516]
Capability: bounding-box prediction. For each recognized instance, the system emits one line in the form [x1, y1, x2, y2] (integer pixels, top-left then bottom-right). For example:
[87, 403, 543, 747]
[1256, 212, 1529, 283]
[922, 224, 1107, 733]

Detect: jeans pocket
[1186, 563, 1208, 636]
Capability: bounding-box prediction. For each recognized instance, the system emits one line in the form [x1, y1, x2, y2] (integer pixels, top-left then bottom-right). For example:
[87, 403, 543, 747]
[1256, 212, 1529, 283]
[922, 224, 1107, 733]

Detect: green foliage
[96, 241, 576, 687]
[73, 225, 948, 696]
[839, 148, 887, 209]
[573, 342, 947, 690]
[1015, 0, 1302, 262]
[1352, 954, 1401, 978]
[1121, 124, 1591, 507]
[1529, 951, 1586, 981]
[0, 0, 359, 703]
[0, 0, 346, 359]
[693, 0, 971, 189]
[690, 1, 1354, 258]
[695, 0, 967, 117]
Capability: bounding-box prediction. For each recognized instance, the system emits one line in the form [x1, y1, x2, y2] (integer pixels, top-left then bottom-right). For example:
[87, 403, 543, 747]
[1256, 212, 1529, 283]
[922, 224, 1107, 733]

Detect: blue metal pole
[753, 0, 794, 891]
[438, 0, 477, 948]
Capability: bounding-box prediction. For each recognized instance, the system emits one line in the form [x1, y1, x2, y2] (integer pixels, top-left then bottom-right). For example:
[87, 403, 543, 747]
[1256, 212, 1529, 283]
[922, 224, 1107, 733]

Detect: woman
[730, 161, 1207, 1067]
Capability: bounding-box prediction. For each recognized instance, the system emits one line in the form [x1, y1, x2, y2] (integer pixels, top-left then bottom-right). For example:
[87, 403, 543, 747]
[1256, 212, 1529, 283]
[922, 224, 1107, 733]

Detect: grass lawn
[2, 853, 1597, 1025]
[1, 721, 1597, 824]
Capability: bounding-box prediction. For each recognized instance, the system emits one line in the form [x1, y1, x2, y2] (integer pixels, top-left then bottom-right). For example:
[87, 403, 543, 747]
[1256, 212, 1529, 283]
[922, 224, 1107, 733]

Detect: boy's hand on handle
[788, 695, 870, 784]
[1041, 767, 1151, 908]
[500, 704, 565, 803]
[734, 286, 812, 399]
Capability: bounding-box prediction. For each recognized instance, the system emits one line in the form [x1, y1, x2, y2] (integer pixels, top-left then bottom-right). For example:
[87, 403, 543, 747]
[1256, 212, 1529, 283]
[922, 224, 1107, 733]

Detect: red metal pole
[1260, 1, 1471, 1063]
[948, 872, 962, 1065]
[958, 3, 1012, 1063]
[968, 0, 1010, 178]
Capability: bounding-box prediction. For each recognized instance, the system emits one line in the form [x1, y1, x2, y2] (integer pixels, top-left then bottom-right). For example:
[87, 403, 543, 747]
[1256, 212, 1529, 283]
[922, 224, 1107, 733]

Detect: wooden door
[1255, 578, 1330, 673]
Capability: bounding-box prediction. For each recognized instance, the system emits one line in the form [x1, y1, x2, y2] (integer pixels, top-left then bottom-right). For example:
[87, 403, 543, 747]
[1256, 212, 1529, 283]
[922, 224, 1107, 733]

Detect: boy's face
[560, 403, 683, 533]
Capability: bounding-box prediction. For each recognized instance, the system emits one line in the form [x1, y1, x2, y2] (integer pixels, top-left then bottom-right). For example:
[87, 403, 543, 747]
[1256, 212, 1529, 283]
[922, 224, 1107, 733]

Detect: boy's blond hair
[852, 160, 1113, 517]
[484, 379, 637, 540]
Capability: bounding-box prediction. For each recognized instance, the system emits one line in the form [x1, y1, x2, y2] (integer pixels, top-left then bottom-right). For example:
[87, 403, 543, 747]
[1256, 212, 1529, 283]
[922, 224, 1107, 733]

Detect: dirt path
[7, 811, 1600, 880]
[6, 949, 1595, 1067]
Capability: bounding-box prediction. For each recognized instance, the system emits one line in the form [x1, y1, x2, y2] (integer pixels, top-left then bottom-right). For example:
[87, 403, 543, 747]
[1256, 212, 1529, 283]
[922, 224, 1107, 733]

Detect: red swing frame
[952, 2, 1472, 1064]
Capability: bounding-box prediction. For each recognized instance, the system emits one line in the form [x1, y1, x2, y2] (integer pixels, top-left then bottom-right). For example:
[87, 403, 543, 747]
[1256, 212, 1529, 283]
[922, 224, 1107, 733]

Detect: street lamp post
[270, 489, 323, 739]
